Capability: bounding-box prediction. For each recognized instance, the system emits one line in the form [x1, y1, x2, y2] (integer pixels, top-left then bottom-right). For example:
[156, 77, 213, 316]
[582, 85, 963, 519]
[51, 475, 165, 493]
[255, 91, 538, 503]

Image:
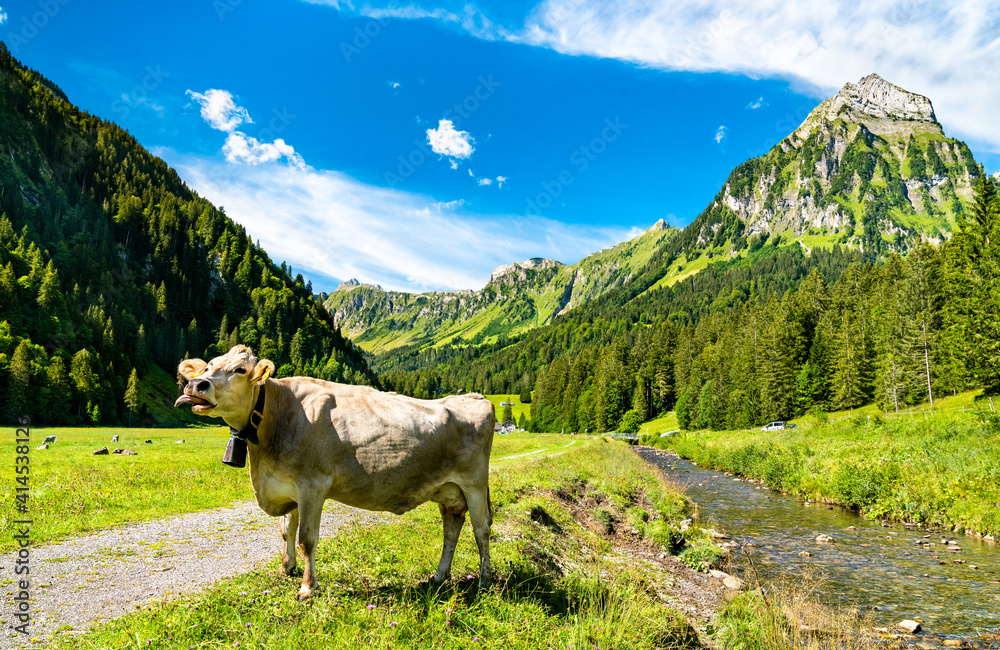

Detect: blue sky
[3, 0, 999, 292]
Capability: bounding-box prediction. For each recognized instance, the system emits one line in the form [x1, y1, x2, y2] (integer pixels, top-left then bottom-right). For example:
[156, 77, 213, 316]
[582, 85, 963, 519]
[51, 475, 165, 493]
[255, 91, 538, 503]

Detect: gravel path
[1, 501, 387, 648]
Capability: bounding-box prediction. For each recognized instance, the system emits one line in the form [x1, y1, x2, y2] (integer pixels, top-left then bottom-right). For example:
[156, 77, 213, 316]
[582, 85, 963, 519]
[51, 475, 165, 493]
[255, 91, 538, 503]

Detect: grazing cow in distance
[175, 345, 495, 599]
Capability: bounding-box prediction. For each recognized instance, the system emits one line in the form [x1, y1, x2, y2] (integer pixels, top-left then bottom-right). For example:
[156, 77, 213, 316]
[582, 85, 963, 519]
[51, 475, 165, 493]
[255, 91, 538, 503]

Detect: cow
[175, 345, 495, 600]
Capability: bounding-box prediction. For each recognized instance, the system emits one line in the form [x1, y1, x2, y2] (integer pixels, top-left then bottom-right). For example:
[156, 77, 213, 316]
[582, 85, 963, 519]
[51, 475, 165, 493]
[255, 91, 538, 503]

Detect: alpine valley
[347, 74, 999, 439]
[330, 73, 978, 356]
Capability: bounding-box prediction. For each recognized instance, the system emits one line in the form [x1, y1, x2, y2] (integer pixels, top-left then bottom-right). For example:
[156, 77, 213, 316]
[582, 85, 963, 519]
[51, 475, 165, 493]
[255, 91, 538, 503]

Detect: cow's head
[175, 345, 275, 421]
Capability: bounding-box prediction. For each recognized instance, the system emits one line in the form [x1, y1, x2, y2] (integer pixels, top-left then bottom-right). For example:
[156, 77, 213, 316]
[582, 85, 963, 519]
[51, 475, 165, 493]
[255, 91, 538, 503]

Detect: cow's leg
[464, 486, 492, 587]
[432, 503, 466, 584]
[279, 507, 299, 576]
[295, 499, 323, 600]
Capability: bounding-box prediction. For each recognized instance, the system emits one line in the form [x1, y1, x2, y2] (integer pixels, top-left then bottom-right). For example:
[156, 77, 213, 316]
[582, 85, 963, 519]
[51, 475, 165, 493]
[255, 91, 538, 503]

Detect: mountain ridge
[323, 221, 677, 353]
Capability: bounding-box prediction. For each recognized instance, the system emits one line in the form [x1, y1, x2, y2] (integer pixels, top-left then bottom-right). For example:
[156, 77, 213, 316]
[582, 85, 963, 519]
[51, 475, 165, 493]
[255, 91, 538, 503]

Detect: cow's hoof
[281, 558, 299, 576]
[429, 572, 449, 585]
[296, 585, 314, 600]
[478, 576, 492, 589]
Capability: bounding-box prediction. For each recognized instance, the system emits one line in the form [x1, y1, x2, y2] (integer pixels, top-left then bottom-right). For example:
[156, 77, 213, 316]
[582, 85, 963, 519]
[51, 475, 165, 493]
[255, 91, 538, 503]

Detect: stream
[636, 447, 1000, 641]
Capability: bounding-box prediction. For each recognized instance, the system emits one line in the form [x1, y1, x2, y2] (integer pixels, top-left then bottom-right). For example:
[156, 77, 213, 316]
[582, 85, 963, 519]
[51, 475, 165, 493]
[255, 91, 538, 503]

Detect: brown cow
[175, 345, 495, 599]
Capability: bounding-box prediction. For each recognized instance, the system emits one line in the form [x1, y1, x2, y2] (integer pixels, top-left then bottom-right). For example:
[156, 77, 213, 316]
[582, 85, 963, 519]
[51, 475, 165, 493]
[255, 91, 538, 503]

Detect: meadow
[1, 425, 242, 552]
[7, 426, 891, 649]
[44, 434, 710, 650]
[484, 394, 531, 424]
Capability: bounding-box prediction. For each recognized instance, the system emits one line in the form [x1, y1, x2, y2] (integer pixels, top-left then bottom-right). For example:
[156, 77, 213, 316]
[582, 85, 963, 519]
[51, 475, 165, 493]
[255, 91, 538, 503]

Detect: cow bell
[222, 435, 248, 468]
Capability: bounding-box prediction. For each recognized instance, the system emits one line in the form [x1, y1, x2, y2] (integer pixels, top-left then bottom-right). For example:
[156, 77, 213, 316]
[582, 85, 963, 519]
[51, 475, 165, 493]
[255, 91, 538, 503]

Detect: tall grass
[664, 413, 1000, 536]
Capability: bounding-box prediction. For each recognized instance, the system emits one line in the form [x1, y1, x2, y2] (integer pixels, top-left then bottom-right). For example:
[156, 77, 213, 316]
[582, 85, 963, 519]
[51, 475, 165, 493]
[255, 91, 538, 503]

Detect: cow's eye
[234, 367, 247, 375]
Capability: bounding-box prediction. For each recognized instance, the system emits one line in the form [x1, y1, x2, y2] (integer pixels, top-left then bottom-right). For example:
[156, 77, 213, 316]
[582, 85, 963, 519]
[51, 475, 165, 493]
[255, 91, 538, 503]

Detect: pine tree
[124, 367, 140, 427]
[942, 166, 1000, 394]
[902, 243, 942, 406]
[6, 340, 31, 422]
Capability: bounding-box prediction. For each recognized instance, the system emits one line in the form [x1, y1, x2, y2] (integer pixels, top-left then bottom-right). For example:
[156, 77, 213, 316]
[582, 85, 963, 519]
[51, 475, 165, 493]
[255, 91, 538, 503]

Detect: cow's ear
[178, 358, 208, 381]
[250, 359, 275, 385]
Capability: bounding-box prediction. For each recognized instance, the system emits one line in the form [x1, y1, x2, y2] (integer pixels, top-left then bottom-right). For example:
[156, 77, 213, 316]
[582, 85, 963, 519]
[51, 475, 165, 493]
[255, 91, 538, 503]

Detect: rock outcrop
[490, 258, 563, 284]
[830, 73, 936, 123]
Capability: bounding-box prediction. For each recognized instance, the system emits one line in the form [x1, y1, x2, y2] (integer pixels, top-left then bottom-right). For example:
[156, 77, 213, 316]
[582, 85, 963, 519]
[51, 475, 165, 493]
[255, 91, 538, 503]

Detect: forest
[0, 44, 376, 426]
[382, 171, 1000, 434]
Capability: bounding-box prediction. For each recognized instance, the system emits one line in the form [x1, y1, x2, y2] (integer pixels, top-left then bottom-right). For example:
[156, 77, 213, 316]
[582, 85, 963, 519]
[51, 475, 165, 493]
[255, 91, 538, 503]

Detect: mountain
[0, 45, 376, 426]
[323, 219, 677, 353]
[680, 74, 977, 263]
[328, 74, 979, 363]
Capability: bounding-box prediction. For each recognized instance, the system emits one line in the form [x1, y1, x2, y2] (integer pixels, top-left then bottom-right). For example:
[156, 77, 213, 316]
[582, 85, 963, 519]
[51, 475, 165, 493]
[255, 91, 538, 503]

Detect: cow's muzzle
[175, 380, 216, 411]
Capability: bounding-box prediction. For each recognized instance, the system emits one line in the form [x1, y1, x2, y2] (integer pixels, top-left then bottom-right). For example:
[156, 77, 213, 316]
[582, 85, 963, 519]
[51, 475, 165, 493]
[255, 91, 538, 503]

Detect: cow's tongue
[175, 394, 211, 408]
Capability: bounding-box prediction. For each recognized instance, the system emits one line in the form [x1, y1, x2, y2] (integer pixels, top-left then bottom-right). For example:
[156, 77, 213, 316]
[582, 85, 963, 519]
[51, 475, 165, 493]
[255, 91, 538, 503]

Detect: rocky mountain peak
[335, 278, 361, 291]
[647, 218, 670, 232]
[490, 257, 563, 283]
[830, 73, 936, 123]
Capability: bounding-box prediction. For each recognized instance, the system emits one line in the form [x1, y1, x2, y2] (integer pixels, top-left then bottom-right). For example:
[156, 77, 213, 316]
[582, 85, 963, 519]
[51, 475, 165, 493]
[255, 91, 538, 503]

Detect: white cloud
[168, 152, 636, 292]
[223, 132, 305, 168]
[0, 7, 8, 24]
[427, 119, 475, 160]
[388, 80, 401, 89]
[746, 96, 766, 110]
[187, 88, 304, 168]
[478, 177, 493, 186]
[714, 125, 727, 144]
[185, 89, 251, 132]
[496, 176, 508, 187]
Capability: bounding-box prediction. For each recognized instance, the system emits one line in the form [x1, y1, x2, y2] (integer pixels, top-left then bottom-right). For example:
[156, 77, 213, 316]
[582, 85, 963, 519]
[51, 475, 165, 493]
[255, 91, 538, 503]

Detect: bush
[829, 461, 900, 510]
[618, 409, 642, 434]
[679, 540, 725, 571]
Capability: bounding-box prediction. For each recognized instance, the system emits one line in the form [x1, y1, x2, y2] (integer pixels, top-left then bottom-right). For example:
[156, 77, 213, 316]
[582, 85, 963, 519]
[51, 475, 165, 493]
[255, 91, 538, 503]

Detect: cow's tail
[487, 486, 493, 524]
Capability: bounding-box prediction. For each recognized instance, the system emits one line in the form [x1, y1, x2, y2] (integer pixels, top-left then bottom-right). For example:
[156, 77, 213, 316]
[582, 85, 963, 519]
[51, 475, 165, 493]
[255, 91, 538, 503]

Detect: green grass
[0, 425, 245, 551]
[660, 400, 1000, 536]
[638, 411, 679, 437]
[46, 435, 702, 649]
[485, 394, 530, 424]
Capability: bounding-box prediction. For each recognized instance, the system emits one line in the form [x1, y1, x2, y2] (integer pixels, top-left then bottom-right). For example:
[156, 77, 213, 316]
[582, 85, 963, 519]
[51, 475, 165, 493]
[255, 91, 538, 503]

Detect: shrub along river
[637, 447, 1000, 640]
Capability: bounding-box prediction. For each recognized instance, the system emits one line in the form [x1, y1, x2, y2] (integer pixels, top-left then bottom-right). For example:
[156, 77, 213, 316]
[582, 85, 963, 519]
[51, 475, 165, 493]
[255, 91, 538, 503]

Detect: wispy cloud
[168, 151, 636, 292]
[427, 119, 475, 161]
[315, 0, 1000, 153]
[520, 0, 1000, 152]
[0, 7, 8, 24]
[714, 125, 727, 144]
[745, 96, 767, 110]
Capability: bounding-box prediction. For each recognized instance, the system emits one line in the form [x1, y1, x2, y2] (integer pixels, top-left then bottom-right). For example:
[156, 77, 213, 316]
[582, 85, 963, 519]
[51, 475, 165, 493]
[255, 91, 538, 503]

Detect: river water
[636, 447, 1000, 639]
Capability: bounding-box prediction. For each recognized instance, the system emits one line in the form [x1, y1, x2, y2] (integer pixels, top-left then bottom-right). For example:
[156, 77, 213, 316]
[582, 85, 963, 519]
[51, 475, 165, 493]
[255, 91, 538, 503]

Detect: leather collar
[230, 384, 265, 445]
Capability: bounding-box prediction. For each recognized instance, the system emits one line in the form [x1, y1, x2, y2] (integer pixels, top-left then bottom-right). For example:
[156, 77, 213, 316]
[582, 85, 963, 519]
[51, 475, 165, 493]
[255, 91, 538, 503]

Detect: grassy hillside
[485, 394, 530, 424]
[324, 222, 677, 355]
